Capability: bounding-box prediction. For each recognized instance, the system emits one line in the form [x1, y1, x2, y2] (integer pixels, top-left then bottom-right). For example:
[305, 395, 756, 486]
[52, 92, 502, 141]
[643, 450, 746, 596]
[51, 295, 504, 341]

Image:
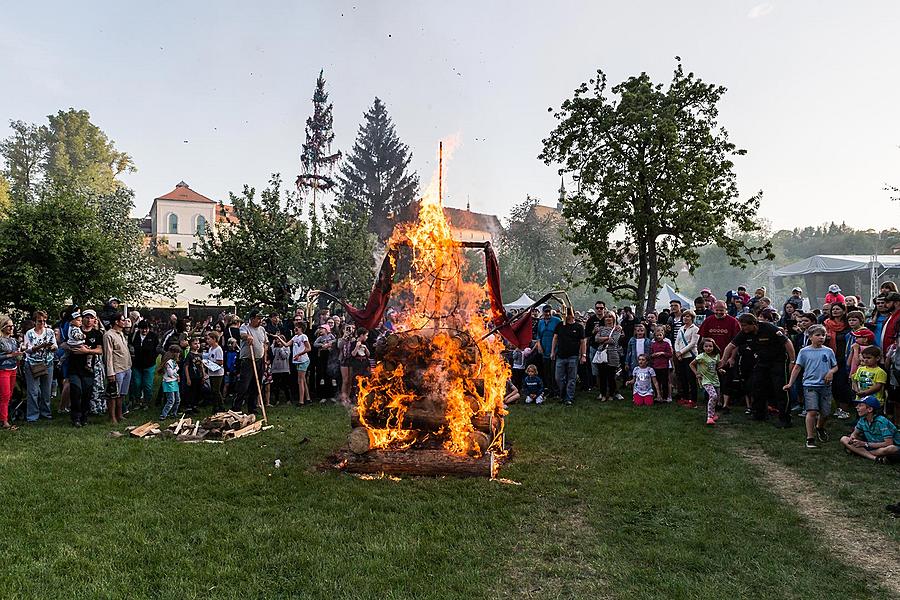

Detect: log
[349, 427, 375, 455]
[129, 421, 159, 438]
[339, 448, 495, 478]
[351, 406, 500, 434]
[227, 420, 263, 440]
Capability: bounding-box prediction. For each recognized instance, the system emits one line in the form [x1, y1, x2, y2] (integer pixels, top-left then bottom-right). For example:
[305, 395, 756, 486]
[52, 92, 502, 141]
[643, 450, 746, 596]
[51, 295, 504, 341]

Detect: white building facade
[148, 181, 217, 253]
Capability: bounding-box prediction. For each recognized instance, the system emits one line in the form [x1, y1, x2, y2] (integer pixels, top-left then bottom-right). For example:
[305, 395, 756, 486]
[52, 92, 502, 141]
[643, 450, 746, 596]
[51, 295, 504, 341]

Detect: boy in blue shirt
[784, 325, 838, 449]
[840, 396, 900, 463]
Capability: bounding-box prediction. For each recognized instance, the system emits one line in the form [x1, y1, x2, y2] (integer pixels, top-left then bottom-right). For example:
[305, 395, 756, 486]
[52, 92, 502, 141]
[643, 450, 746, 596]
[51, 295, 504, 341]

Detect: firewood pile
[127, 411, 266, 442]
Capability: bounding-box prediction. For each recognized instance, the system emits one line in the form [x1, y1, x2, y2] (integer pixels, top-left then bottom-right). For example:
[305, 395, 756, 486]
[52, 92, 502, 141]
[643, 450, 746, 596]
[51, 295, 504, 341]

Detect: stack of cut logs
[337, 331, 506, 478]
[127, 411, 264, 442]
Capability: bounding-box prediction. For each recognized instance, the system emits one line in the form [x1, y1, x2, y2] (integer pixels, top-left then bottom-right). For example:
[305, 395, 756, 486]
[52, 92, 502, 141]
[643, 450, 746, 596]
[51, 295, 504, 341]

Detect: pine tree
[335, 97, 419, 242]
[296, 70, 341, 223]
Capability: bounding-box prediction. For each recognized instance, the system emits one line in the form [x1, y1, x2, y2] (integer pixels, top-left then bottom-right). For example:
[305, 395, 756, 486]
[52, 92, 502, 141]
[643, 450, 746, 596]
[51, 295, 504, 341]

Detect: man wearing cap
[67, 310, 103, 427]
[787, 287, 804, 312]
[103, 313, 132, 423]
[550, 308, 586, 405]
[536, 305, 562, 398]
[129, 320, 160, 411]
[840, 397, 899, 463]
[232, 309, 267, 415]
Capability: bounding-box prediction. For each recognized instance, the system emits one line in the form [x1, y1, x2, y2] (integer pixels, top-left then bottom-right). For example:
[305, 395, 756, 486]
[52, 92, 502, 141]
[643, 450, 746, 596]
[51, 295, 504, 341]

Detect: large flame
[356, 143, 509, 457]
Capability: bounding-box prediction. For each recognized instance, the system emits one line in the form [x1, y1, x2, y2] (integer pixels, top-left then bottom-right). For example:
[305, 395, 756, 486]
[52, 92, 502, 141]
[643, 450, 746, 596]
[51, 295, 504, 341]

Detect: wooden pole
[249, 345, 268, 424]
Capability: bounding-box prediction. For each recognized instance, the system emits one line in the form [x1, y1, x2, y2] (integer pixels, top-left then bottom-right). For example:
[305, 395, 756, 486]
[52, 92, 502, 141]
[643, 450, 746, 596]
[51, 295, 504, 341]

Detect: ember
[336, 142, 510, 478]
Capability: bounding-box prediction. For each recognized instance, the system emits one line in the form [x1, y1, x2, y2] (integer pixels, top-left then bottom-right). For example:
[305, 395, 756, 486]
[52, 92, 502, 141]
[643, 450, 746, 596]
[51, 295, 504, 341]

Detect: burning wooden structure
[320, 142, 523, 478]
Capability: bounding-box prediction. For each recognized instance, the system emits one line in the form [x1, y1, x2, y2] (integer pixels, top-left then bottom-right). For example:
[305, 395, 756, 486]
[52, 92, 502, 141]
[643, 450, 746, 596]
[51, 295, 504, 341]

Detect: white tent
[504, 293, 536, 310]
[136, 274, 236, 310]
[655, 284, 691, 312]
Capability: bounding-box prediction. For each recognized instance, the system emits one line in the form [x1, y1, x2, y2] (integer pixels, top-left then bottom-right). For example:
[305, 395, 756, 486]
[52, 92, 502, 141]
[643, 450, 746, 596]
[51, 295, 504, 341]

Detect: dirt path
[736, 445, 900, 598]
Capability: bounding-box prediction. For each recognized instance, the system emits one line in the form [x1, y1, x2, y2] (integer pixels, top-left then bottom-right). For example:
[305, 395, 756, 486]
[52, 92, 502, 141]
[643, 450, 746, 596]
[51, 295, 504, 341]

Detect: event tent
[772, 254, 900, 304]
[655, 284, 692, 312]
[504, 293, 536, 310]
[136, 273, 236, 311]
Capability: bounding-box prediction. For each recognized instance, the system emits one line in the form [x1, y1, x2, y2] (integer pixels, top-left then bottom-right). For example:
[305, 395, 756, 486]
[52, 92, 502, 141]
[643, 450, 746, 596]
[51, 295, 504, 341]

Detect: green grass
[0, 397, 896, 599]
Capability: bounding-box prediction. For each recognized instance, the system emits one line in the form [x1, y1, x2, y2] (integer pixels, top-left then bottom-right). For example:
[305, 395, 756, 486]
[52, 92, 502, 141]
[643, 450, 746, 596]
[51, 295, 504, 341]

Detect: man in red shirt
[699, 301, 741, 411]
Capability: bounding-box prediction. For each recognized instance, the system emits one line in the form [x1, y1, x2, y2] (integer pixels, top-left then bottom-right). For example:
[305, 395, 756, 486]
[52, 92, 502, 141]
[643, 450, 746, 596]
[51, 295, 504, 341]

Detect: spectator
[522, 364, 544, 404]
[747, 287, 766, 314]
[824, 302, 853, 419]
[103, 313, 132, 423]
[690, 338, 721, 425]
[551, 308, 586, 406]
[852, 345, 887, 406]
[337, 323, 356, 405]
[158, 345, 182, 419]
[649, 326, 673, 403]
[723, 313, 795, 427]
[99, 297, 121, 330]
[182, 337, 206, 412]
[625, 323, 652, 375]
[699, 301, 741, 410]
[674, 310, 700, 406]
[825, 284, 845, 306]
[784, 324, 837, 448]
[348, 328, 371, 399]
[667, 300, 684, 343]
[627, 353, 657, 406]
[786, 287, 805, 312]
[203, 331, 225, 410]
[129, 320, 159, 411]
[22, 310, 57, 422]
[536, 305, 562, 399]
[68, 310, 103, 427]
[777, 303, 799, 335]
[584, 300, 607, 390]
[693, 297, 712, 325]
[313, 324, 337, 401]
[593, 311, 622, 402]
[700, 288, 717, 306]
[0, 316, 23, 430]
[839, 397, 899, 463]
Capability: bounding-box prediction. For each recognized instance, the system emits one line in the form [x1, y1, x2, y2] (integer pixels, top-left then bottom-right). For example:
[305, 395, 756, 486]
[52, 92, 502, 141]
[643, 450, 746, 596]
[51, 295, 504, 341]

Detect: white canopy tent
[504, 293, 536, 310]
[136, 274, 236, 311]
[655, 284, 692, 312]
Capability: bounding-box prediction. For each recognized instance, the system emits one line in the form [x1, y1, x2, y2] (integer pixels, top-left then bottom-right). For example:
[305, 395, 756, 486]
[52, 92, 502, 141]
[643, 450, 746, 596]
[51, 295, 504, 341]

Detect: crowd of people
[0, 299, 375, 431]
[508, 282, 900, 458]
[1, 283, 898, 466]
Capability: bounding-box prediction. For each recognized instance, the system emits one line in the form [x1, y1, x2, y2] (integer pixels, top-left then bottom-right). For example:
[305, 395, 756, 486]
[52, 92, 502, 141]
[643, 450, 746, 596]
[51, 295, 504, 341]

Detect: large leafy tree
[0, 185, 175, 313]
[195, 174, 312, 311]
[316, 212, 378, 305]
[335, 97, 419, 241]
[0, 120, 48, 202]
[540, 60, 772, 315]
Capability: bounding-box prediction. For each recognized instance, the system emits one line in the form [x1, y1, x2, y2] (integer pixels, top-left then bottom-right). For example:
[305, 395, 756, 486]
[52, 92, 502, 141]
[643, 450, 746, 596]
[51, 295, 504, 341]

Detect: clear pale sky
[2, 1, 898, 230]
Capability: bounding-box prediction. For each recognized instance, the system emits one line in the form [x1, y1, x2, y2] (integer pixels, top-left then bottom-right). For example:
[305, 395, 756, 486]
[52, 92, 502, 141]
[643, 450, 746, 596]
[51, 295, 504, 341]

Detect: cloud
[747, 2, 774, 19]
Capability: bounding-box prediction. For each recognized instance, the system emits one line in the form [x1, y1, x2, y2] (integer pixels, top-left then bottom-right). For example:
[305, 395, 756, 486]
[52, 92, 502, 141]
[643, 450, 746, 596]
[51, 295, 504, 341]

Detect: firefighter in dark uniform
[721, 313, 796, 427]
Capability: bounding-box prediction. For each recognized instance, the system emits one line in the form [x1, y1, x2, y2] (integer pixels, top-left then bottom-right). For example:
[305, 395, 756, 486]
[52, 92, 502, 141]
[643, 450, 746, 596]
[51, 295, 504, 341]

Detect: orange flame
[356, 144, 509, 457]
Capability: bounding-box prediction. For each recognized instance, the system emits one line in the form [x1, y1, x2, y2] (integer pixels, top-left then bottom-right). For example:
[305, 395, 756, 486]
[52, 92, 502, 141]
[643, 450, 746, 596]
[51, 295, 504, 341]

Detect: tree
[540, 59, 772, 315]
[335, 97, 419, 241]
[296, 70, 341, 226]
[0, 185, 175, 313]
[195, 174, 312, 311]
[0, 174, 10, 216]
[316, 212, 378, 305]
[44, 109, 135, 194]
[497, 195, 583, 300]
[0, 120, 48, 202]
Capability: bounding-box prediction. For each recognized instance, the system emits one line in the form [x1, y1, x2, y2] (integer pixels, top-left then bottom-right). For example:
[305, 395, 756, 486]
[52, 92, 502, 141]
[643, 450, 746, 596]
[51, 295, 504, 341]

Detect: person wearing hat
[99, 297, 121, 330]
[839, 397, 899, 463]
[67, 310, 103, 427]
[825, 284, 845, 306]
[129, 319, 160, 411]
[536, 305, 562, 399]
[786, 287, 804, 312]
[231, 308, 267, 415]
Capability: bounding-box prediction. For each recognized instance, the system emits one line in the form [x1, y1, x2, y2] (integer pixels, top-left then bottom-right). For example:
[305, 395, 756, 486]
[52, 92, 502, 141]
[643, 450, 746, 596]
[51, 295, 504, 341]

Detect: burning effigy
[321, 144, 531, 478]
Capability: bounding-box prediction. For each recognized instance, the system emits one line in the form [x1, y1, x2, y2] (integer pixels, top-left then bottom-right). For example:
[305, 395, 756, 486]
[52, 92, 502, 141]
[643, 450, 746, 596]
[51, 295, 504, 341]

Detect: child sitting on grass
[852, 345, 887, 407]
[627, 354, 657, 406]
[158, 344, 182, 419]
[690, 338, 721, 426]
[784, 324, 838, 449]
[522, 363, 544, 404]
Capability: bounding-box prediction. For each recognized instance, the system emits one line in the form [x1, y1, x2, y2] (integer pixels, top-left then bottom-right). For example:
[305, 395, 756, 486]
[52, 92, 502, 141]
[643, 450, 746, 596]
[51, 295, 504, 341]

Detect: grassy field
[1, 396, 898, 599]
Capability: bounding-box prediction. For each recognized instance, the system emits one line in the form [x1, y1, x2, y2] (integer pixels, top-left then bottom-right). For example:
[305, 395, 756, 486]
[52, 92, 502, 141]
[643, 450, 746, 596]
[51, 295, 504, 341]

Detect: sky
[1, 1, 899, 231]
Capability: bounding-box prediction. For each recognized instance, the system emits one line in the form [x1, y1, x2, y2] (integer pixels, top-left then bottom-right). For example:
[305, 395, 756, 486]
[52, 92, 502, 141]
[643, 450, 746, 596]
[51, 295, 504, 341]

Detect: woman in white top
[674, 310, 701, 405]
[290, 323, 312, 406]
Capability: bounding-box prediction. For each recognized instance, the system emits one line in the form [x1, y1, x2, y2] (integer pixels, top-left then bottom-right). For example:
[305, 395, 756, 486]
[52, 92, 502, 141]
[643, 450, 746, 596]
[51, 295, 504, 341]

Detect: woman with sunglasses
[22, 310, 58, 422]
[0, 315, 24, 429]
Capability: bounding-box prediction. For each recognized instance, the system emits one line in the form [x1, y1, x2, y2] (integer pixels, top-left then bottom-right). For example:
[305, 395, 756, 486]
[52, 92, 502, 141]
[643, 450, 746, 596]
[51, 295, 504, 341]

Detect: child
[690, 338, 721, 426]
[626, 354, 657, 406]
[649, 326, 673, 403]
[291, 323, 312, 406]
[269, 337, 293, 405]
[158, 344, 182, 419]
[784, 324, 838, 449]
[851, 345, 887, 406]
[203, 331, 224, 411]
[522, 363, 544, 404]
[182, 337, 206, 413]
[222, 338, 239, 400]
